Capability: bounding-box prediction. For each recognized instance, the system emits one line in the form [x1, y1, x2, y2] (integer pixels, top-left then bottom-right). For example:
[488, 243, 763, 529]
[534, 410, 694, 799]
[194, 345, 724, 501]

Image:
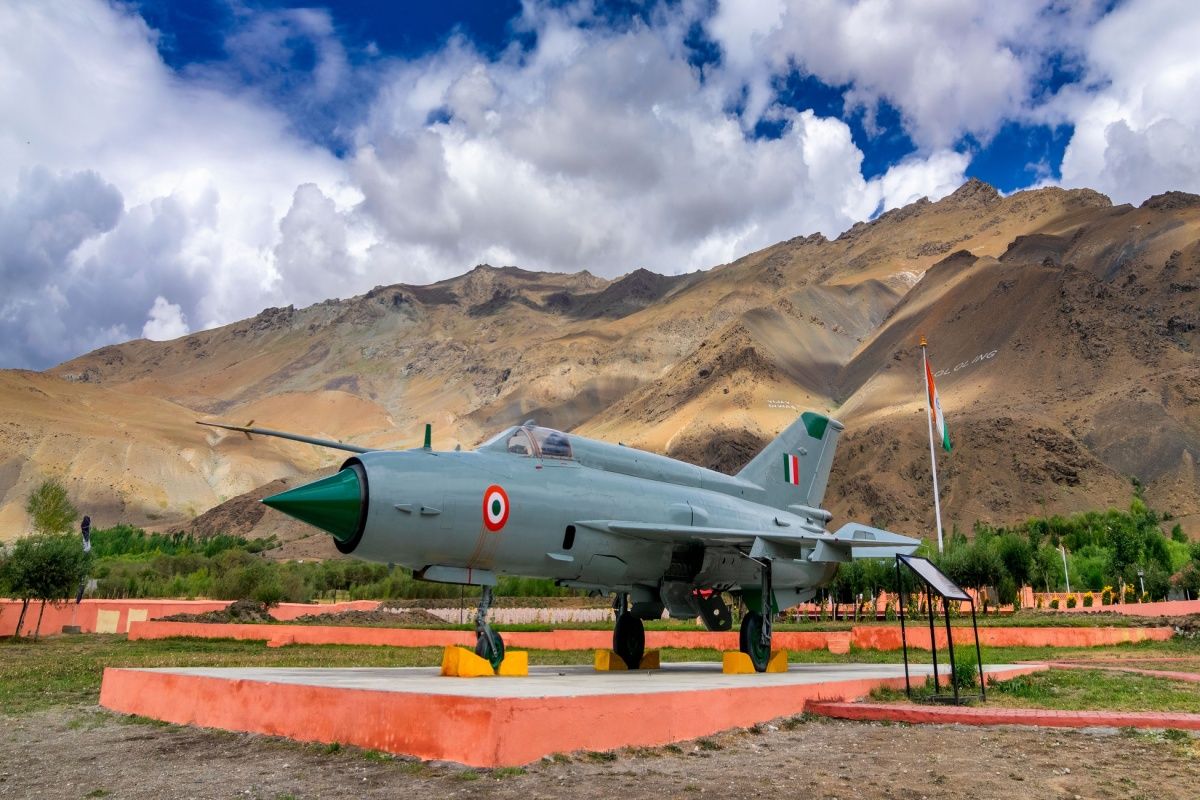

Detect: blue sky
[2, 0, 1199, 369]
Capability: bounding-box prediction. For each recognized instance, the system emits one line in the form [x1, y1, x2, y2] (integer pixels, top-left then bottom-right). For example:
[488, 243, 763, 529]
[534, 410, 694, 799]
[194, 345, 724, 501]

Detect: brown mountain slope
[2, 181, 1196, 545]
[0, 371, 332, 535]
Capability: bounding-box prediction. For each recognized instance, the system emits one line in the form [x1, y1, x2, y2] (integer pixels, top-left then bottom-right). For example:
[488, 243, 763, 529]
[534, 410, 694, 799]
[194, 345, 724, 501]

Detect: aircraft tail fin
[736, 411, 843, 512]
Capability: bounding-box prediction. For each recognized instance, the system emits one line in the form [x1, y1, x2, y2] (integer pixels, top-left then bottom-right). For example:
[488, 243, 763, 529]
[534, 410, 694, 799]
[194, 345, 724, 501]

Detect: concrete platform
[99, 661, 1043, 767]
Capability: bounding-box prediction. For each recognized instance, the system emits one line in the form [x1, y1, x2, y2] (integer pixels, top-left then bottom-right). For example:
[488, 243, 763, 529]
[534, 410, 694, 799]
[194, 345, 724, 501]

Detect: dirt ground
[1, 707, 1197, 800]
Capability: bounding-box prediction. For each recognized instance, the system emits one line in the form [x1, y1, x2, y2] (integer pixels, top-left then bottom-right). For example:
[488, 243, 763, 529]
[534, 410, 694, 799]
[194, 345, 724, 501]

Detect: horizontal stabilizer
[830, 523, 920, 558]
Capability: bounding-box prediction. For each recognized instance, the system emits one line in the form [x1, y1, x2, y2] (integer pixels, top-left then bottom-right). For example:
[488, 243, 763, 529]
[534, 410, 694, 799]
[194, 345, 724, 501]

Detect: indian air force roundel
[482, 485, 510, 531]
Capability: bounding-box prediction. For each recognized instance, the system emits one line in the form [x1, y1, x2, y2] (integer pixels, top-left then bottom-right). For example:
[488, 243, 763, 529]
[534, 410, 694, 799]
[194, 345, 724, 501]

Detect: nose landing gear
[473, 585, 505, 669]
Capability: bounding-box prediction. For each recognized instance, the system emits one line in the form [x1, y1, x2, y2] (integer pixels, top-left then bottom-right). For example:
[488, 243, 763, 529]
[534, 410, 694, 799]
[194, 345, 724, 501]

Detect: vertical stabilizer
[736, 411, 843, 511]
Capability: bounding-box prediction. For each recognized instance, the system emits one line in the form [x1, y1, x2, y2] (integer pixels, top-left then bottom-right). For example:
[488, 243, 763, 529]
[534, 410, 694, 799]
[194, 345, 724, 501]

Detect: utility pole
[1060, 545, 1071, 594]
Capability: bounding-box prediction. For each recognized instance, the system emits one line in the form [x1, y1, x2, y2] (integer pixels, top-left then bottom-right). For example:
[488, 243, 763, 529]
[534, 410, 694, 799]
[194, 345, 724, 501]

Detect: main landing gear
[612, 592, 645, 669]
[473, 585, 505, 669]
[738, 559, 773, 672]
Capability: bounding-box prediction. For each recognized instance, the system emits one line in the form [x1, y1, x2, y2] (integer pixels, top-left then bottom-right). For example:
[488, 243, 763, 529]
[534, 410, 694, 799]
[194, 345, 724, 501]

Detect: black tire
[739, 611, 770, 673]
[475, 627, 505, 670]
[613, 612, 645, 669]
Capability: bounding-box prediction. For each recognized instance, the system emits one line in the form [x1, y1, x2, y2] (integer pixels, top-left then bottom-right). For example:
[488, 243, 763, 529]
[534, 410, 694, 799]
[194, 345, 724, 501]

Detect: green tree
[3, 534, 92, 639]
[24, 479, 79, 535]
[1171, 563, 1200, 600]
[1031, 544, 1065, 592]
[996, 534, 1033, 590]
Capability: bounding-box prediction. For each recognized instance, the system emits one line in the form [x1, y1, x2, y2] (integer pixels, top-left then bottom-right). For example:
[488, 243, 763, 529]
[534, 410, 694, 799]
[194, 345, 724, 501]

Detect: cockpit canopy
[504, 425, 573, 459]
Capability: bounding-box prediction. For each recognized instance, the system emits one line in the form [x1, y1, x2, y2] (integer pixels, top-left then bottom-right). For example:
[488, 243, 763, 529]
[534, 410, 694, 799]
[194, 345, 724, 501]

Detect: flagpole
[920, 336, 945, 554]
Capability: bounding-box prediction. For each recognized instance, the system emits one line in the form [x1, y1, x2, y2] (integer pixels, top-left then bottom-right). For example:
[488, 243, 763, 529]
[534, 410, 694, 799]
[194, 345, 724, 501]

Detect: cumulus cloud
[142, 296, 190, 341]
[705, 0, 1102, 150]
[1057, 0, 1200, 202]
[0, 0, 350, 368]
[348, 6, 970, 277]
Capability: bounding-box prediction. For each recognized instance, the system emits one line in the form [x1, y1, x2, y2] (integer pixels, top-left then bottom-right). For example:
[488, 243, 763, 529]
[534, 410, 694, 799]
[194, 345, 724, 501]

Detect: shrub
[1082, 591, 1094, 607]
[252, 579, 285, 608]
[1123, 585, 1137, 603]
[1101, 586, 1113, 605]
[952, 652, 979, 690]
[1066, 594, 1077, 608]
[1049, 598, 1060, 610]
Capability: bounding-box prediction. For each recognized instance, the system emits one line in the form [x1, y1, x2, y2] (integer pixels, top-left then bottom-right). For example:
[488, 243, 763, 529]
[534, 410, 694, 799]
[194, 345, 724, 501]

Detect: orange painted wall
[0, 599, 384, 637]
[850, 624, 1175, 651]
[0, 599, 231, 637]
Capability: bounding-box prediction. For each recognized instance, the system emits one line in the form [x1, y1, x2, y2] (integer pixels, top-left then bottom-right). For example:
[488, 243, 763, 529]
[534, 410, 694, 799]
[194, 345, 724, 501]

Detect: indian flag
[925, 357, 952, 452]
[783, 453, 801, 485]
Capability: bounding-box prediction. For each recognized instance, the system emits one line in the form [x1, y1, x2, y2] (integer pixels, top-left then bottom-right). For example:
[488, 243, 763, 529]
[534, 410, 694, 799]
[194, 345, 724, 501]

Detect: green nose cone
[263, 468, 364, 543]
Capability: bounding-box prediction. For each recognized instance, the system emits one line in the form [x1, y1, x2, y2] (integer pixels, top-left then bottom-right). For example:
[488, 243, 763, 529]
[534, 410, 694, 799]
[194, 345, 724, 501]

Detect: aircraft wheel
[613, 612, 645, 669]
[475, 627, 505, 670]
[739, 611, 770, 673]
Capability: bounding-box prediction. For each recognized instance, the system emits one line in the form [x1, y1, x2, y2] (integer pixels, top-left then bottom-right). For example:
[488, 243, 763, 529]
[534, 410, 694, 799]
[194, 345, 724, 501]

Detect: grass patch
[987, 668, 1200, 713]
[0, 635, 445, 715]
[1, 631, 1193, 716]
[491, 766, 526, 778]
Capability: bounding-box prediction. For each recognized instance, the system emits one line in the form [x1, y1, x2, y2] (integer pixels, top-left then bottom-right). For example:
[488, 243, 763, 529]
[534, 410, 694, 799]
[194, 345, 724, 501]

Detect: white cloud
[706, 0, 1102, 150]
[349, 10, 961, 275]
[0, 0, 351, 368]
[142, 296, 190, 341]
[1058, 0, 1200, 202]
[866, 150, 971, 212]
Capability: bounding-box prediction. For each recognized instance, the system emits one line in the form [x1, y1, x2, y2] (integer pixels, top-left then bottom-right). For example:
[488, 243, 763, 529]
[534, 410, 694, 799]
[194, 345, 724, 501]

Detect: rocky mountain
[2, 180, 1197, 550]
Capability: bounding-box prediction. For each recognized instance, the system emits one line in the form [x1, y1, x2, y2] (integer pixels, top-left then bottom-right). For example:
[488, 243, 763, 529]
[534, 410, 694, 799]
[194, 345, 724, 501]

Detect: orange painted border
[125, 620, 1175, 652]
[98, 664, 1045, 767]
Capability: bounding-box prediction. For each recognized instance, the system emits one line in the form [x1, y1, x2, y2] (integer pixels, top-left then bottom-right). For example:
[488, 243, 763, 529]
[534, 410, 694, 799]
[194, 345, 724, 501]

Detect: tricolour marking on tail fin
[736, 411, 844, 512]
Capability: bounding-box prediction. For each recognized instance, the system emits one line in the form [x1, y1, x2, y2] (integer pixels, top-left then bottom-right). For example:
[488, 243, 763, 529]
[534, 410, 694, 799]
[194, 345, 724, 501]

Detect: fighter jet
[200, 412, 918, 672]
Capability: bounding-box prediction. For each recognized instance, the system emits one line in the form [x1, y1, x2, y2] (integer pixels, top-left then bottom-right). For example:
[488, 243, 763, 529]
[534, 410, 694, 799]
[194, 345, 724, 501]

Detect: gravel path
[2, 706, 1198, 800]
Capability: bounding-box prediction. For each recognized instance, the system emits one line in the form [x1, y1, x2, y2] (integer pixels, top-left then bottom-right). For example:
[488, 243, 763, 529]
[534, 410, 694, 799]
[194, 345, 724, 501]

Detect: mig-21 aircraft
[200, 411, 918, 672]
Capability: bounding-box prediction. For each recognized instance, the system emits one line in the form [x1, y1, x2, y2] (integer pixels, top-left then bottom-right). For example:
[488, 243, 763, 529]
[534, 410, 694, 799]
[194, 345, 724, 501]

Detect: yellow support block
[440, 646, 495, 677]
[594, 650, 628, 671]
[497, 650, 528, 676]
[722, 651, 756, 674]
[638, 650, 661, 670]
[766, 649, 789, 673]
